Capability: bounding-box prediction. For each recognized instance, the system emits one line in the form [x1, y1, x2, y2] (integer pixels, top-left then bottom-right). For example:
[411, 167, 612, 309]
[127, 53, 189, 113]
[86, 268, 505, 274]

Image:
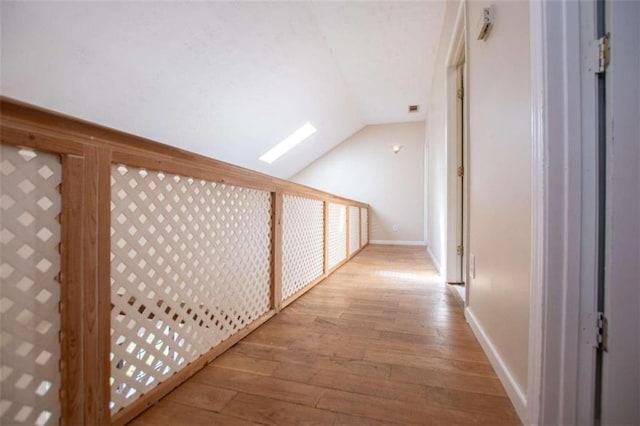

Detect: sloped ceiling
[1, 1, 444, 179]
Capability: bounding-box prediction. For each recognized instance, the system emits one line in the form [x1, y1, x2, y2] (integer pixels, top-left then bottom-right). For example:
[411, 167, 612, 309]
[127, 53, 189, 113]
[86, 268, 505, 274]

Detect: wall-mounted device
[477, 5, 494, 41]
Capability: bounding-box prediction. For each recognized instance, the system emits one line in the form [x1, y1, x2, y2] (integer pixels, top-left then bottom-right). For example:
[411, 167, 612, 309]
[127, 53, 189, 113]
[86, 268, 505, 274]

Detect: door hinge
[596, 311, 608, 352]
[457, 245, 464, 256]
[457, 88, 464, 99]
[457, 166, 464, 177]
[589, 33, 610, 74]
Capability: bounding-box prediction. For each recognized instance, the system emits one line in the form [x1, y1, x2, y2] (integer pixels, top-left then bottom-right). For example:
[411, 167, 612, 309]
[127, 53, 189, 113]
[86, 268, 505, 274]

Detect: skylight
[259, 122, 316, 164]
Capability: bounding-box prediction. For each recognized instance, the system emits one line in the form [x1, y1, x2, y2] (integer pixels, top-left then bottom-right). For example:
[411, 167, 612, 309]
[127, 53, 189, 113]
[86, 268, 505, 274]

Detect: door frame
[444, 1, 469, 293]
[528, 1, 603, 423]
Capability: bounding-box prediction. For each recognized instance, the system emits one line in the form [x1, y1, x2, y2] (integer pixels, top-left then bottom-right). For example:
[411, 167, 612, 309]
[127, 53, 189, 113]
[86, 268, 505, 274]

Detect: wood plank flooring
[129, 245, 520, 425]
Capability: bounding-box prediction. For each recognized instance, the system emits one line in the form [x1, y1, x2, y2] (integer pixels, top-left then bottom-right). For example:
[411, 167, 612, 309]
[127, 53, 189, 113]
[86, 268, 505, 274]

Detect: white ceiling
[1, 1, 444, 178]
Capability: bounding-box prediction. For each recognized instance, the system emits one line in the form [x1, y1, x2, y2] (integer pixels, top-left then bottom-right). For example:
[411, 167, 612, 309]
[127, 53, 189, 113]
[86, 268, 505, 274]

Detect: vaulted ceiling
[1, 1, 444, 178]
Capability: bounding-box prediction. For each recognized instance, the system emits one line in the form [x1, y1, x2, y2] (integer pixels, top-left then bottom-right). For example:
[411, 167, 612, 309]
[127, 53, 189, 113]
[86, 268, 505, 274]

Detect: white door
[600, 0, 640, 423]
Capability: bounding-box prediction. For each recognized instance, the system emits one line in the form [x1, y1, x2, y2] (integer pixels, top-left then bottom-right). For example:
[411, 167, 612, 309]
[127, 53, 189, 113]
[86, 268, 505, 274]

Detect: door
[599, 0, 640, 423]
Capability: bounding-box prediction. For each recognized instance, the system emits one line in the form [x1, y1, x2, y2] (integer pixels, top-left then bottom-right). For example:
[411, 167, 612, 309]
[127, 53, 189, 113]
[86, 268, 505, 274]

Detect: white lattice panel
[0, 145, 61, 426]
[348, 206, 360, 256]
[360, 208, 369, 246]
[110, 165, 272, 413]
[327, 203, 347, 270]
[281, 196, 324, 300]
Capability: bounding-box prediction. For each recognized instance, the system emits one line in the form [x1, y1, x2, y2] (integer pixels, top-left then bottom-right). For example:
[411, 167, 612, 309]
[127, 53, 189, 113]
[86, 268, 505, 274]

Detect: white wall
[426, 0, 531, 420]
[292, 122, 425, 243]
[465, 0, 531, 399]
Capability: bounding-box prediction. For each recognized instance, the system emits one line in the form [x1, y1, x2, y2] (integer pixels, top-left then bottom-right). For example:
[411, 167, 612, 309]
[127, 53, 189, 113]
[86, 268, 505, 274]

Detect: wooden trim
[358, 206, 362, 254]
[111, 309, 277, 426]
[81, 145, 111, 425]
[323, 201, 329, 274]
[367, 207, 371, 247]
[271, 192, 283, 312]
[97, 147, 112, 424]
[111, 150, 278, 194]
[1, 98, 368, 208]
[60, 155, 85, 425]
[112, 150, 366, 207]
[346, 205, 350, 258]
[0, 99, 228, 162]
[281, 188, 366, 208]
[0, 124, 85, 156]
[81, 145, 100, 424]
[278, 186, 367, 208]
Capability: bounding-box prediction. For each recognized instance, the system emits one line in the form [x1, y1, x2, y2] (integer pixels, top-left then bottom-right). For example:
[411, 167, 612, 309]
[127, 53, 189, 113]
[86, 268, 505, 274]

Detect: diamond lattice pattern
[327, 203, 347, 270]
[0, 145, 61, 426]
[360, 208, 369, 246]
[348, 206, 360, 256]
[281, 196, 324, 300]
[110, 165, 272, 413]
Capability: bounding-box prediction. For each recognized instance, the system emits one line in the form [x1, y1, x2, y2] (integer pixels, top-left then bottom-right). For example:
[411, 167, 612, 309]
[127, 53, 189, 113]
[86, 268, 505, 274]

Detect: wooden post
[60, 155, 84, 425]
[346, 205, 350, 258]
[323, 201, 329, 274]
[82, 145, 112, 425]
[271, 192, 283, 312]
[358, 207, 362, 251]
[367, 207, 371, 246]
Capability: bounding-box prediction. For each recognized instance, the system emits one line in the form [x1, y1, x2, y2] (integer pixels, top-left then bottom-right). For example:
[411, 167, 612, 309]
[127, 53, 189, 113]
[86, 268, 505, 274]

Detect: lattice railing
[361, 207, 369, 246]
[328, 203, 347, 270]
[282, 195, 324, 301]
[109, 164, 272, 413]
[348, 206, 360, 256]
[1, 98, 369, 425]
[0, 145, 62, 426]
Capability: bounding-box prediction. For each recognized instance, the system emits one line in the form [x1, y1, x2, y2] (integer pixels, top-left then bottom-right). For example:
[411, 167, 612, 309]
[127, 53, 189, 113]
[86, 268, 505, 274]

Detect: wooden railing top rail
[0, 97, 369, 208]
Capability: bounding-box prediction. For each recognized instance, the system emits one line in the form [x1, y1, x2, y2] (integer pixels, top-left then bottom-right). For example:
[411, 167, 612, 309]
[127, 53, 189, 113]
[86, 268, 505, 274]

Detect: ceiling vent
[408, 105, 419, 113]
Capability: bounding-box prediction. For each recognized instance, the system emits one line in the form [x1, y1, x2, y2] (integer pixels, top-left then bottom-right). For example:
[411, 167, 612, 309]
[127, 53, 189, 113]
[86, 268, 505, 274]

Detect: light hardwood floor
[129, 245, 520, 425]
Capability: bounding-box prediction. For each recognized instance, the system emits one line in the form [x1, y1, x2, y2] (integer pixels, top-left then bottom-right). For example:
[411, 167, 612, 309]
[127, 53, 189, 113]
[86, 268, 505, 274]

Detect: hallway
[130, 245, 519, 425]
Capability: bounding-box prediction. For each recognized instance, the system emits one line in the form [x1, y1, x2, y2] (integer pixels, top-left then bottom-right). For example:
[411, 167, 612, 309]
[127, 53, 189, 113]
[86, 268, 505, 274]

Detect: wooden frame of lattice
[361, 206, 369, 246]
[0, 98, 370, 426]
[348, 206, 361, 257]
[109, 164, 273, 413]
[281, 195, 324, 305]
[327, 203, 348, 272]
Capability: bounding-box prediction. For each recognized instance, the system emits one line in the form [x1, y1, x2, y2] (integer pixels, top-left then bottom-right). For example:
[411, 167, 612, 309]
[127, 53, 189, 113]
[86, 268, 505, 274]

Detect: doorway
[449, 56, 467, 304]
[444, 4, 467, 301]
[455, 59, 466, 288]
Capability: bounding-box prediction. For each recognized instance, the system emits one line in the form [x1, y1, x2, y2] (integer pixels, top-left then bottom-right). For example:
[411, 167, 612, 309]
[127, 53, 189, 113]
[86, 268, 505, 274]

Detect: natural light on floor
[376, 270, 431, 282]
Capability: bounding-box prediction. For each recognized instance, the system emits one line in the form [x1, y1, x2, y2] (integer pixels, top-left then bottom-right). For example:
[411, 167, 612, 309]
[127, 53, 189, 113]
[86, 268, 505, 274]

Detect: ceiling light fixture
[259, 122, 317, 164]
[393, 145, 403, 154]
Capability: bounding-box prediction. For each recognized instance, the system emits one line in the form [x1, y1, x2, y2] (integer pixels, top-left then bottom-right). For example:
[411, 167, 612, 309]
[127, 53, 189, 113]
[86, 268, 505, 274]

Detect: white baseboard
[426, 246, 443, 276]
[369, 240, 426, 246]
[465, 307, 527, 424]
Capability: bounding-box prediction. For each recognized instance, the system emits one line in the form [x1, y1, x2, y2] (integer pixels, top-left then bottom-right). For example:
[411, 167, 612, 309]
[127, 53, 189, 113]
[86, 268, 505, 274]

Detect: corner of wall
[426, 245, 443, 280]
